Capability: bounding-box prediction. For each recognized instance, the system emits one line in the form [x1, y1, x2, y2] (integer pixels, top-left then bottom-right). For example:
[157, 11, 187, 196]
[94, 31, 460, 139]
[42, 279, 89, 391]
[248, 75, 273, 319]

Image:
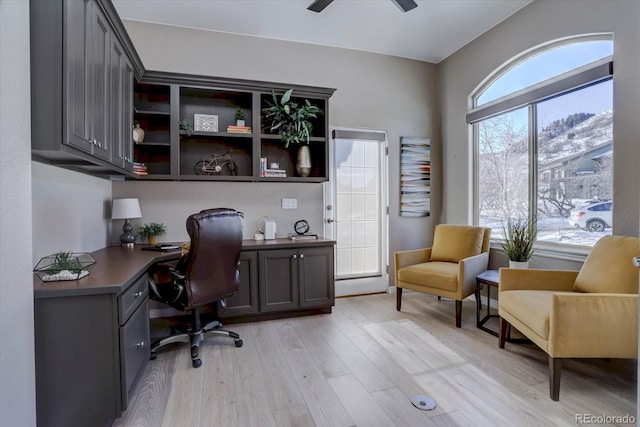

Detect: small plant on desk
[138, 222, 167, 245]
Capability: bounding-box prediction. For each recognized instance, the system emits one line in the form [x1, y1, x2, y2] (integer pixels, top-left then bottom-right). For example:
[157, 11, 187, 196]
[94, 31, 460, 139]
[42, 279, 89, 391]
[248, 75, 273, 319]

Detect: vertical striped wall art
[400, 137, 431, 217]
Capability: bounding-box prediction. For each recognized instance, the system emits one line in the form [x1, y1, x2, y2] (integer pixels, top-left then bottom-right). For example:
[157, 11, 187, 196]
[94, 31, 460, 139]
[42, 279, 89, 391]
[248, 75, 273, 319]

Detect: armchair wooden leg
[549, 356, 561, 401]
[455, 300, 462, 328]
[438, 296, 442, 301]
[396, 287, 402, 311]
[499, 317, 508, 348]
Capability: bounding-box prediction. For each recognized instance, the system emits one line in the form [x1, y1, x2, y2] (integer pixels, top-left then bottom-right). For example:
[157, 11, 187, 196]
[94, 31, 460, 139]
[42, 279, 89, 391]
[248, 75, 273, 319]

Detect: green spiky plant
[48, 251, 81, 272]
[262, 89, 323, 147]
[500, 217, 537, 262]
[234, 106, 246, 121]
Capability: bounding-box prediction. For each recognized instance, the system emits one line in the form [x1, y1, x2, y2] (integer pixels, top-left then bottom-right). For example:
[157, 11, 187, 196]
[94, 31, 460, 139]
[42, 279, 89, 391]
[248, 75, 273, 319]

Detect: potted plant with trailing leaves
[501, 217, 537, 268]
[138, 222, 167, 245]
[262, 89, 323, 177]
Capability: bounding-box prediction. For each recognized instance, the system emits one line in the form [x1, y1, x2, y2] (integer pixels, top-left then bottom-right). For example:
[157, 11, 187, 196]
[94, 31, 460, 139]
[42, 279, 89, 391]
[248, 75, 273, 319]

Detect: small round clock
[294, 219, 310, 235]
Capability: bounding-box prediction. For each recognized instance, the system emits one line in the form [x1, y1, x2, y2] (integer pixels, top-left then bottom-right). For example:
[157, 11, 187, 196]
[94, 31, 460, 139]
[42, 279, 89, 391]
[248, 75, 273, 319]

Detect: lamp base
[119, 218, 136, 246]
[121, 242, 134, 249]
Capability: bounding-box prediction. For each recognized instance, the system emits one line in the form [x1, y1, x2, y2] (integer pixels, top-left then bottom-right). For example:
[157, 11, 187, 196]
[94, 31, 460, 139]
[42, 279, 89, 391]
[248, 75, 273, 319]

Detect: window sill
[490, 241, 590, 263]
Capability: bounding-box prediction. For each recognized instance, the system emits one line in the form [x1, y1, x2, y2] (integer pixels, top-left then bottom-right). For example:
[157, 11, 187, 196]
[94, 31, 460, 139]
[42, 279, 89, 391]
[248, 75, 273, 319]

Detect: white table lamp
[112, 198, 142, 247]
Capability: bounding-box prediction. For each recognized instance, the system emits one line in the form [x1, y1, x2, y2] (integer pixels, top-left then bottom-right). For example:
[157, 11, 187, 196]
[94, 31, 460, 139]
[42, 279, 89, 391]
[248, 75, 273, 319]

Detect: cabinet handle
[97, 141, 102, 148]
[134, 291, 143, 298]
[136, 341, 145, 348]
[292, 254, 297, 259]
[300, 254, 305, 259]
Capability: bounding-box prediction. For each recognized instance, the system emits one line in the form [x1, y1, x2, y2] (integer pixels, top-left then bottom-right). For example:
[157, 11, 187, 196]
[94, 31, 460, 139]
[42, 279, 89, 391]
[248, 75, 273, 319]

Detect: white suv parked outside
[568, 200, 612, 232]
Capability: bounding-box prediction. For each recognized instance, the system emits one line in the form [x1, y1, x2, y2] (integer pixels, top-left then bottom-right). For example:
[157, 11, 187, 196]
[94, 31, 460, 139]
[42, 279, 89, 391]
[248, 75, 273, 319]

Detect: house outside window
[469, 36, 613, 247]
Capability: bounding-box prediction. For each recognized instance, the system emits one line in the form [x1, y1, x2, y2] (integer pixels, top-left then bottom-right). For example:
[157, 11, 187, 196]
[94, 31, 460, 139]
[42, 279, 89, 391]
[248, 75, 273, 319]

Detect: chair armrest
[549, 293, 638, 358]
[459, 252, 489, 294]
[395, 248, 432, 271]
[499, 268, 578, 292]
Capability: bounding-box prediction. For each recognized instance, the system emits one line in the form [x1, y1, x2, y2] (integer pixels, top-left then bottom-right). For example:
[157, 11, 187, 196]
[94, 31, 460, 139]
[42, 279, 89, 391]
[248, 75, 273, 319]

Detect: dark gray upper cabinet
[30, 0, 143, 177]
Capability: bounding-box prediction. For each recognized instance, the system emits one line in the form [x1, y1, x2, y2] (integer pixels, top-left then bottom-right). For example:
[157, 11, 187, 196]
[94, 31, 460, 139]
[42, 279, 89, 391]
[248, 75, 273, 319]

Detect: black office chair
[148, 208, 244, 368]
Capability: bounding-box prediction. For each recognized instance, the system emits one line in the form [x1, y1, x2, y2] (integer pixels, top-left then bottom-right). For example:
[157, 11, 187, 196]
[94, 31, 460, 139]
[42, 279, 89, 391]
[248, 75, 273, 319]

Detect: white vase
[236, 119, 245, 127]
[296, 145, 311, 177]
[132, 124, 145, 143]
[509, 260, 529, 269]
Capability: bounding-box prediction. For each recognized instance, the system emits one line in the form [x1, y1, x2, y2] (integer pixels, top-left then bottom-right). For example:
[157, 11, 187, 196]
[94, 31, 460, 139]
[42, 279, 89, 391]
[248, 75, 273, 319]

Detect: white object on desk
[264, 220, 277, 240]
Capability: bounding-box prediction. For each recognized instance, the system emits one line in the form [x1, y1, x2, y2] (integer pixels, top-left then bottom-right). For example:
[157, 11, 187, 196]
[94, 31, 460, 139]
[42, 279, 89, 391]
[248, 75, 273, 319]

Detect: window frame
[470, 36, 614, 256]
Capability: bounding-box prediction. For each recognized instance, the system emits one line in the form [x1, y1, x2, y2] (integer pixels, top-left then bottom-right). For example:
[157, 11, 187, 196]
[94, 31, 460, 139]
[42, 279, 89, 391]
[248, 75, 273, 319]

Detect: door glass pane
[478, 107, 529, 238]
[536, 80, 613, 246]
[335, 139, 381, 279]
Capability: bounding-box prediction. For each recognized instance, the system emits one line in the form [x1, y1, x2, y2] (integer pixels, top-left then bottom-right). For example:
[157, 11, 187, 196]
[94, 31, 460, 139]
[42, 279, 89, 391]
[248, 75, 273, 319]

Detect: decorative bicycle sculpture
[194, 151, 238, 176]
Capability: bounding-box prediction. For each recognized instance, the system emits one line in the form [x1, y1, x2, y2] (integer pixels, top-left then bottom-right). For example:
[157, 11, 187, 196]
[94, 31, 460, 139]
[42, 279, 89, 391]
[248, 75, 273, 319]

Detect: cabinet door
[89, 2, 111, 161]
[299, 246, 335, 308]
[258, 249, 298, 312]
[110, 36, 134, 171]
[122, 60, 134, 171]
[218, 251, 259, 317]
[65, 0, 93, 153]
[119, 298, 149, 410]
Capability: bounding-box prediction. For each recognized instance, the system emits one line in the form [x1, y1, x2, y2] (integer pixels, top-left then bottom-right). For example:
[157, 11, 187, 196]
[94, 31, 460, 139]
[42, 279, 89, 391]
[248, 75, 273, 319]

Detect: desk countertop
[33, 238, 335, 298]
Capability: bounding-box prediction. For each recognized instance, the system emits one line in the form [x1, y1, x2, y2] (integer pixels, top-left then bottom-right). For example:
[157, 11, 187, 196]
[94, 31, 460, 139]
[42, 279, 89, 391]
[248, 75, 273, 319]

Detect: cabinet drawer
[119, 298, 149, 409]
[118, 273, 148, 324]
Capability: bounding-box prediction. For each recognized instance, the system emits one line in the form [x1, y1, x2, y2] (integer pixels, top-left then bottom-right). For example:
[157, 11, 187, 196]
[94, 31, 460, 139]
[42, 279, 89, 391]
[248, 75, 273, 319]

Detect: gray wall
[116, 21, 441, 276]
[0, 1, 36, 425]
[31, 162, 112, 264]
[438, 0, 640, 244]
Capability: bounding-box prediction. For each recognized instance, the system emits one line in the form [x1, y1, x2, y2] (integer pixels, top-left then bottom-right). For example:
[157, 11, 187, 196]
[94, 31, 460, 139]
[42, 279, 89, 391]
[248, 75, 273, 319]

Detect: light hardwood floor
[114, 292, 637, 427]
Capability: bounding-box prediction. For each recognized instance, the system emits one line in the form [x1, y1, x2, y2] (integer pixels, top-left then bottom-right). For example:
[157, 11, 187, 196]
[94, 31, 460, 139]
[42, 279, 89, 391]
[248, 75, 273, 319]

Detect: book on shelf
[227, 125, 252, 134]
[265, 169, 287, 178]
[260, 157, 267, 177]
[133, 170, 148, 176]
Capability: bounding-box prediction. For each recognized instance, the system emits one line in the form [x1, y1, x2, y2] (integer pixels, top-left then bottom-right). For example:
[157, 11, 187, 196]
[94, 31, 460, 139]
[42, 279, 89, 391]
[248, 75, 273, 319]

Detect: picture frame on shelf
[194, 114, 218, 132]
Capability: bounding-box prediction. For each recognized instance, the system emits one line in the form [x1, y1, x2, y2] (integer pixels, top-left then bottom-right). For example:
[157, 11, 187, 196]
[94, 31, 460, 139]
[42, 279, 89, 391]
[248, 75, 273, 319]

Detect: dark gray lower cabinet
[34, 274, 150, 427]
[220, 243, 334, 319]
[218, 251, 259, 317]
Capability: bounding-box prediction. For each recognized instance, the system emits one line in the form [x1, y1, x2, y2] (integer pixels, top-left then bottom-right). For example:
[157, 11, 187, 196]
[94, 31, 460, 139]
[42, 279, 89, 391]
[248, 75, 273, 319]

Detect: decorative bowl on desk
[33, 252, 96, 282]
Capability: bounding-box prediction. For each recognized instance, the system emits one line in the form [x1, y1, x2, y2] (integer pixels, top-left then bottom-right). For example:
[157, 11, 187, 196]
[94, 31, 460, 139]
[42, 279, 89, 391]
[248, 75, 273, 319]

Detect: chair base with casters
[150, 306, 243, 368]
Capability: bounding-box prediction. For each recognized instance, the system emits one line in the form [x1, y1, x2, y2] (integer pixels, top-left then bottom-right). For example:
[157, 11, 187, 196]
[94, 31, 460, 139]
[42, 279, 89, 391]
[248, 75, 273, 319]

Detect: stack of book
[227, 125, 251, 134]
[133, 162, 147, 176]
[259, 158, 287, 177]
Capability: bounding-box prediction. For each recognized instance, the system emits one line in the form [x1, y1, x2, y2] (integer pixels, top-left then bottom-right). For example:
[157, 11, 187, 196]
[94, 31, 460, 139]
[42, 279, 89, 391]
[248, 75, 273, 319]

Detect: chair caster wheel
[150, 352, 157, 360]
[192, 358, 202, 368]
[234, 339, 243, 347]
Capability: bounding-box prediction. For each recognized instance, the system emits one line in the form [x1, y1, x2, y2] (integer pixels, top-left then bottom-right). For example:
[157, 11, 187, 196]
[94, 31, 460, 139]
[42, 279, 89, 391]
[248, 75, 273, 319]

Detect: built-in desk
[33, 238, 335, 427]
[34, 246, 181, 427]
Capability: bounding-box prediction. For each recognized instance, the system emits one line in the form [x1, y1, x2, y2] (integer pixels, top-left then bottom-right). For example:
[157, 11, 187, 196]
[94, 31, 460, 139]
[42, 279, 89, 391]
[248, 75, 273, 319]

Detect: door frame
[324, 127, 389, 296]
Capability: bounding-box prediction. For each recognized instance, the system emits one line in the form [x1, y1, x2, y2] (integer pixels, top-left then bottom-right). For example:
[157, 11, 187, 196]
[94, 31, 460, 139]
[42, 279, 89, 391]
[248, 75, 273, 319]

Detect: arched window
[469, 35, 613, 248]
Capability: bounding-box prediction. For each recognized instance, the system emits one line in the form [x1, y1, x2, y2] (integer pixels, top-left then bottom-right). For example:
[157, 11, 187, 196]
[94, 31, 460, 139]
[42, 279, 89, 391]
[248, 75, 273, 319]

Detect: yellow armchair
[395, 224, 491, 327]
[498, 235, 639, 400]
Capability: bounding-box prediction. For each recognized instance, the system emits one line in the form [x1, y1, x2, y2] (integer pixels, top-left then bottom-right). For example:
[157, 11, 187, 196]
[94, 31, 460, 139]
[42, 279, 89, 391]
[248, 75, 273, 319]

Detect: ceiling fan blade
[307, 0, 334, 13]
[391, 0, 418, 12]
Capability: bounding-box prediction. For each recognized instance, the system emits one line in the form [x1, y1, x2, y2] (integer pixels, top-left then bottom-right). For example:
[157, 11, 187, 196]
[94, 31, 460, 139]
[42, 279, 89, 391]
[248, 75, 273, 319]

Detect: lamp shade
[111, 198, 142, 220]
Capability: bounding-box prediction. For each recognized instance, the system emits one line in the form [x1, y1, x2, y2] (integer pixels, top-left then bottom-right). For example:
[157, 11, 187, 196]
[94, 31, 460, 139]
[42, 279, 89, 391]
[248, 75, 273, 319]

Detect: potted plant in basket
[138, 222, 167, 245]
[500, 217, 537, 268]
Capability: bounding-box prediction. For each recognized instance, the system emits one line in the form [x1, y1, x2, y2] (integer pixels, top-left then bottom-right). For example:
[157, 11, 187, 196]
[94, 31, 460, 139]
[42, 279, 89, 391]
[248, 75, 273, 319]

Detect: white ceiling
[112, 0, 532, 63]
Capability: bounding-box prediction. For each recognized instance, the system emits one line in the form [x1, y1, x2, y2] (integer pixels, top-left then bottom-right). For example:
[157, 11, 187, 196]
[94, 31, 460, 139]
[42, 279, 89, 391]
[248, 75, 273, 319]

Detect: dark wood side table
[475, 269, 529, 343]
[475, 269, 500, 336]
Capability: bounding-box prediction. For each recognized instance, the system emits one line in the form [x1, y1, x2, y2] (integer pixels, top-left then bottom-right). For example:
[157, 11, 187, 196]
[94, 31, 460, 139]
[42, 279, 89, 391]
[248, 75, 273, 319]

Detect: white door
[324, 129, 388, 296]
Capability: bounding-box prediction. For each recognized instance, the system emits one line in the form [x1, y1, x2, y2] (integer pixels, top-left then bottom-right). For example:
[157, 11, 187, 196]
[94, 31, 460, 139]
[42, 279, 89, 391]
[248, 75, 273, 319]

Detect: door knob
[327, 218, 336, 223]
[633, 257, 640, 268]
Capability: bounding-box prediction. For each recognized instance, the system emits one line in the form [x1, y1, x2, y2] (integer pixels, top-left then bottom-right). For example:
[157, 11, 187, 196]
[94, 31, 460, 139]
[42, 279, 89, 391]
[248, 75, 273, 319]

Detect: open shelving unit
[132, 74, 335, 182]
